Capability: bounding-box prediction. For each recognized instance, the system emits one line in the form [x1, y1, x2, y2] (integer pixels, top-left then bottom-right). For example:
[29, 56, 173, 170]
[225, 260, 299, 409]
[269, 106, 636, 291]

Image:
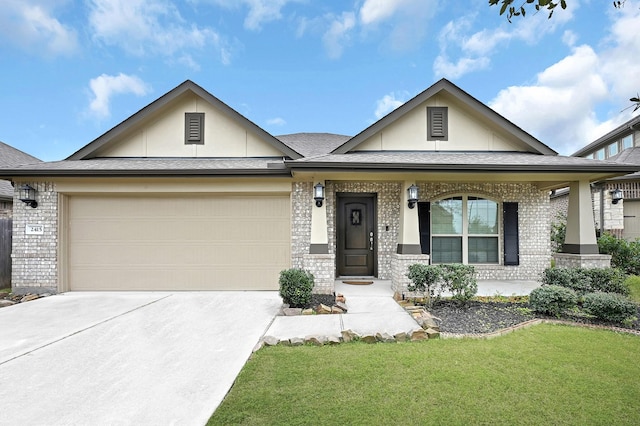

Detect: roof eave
[0, 169, 293, 178]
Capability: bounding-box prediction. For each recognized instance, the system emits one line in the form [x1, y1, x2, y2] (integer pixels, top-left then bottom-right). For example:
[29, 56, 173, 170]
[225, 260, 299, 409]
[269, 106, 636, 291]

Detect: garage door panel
[67, 195, 291, 290]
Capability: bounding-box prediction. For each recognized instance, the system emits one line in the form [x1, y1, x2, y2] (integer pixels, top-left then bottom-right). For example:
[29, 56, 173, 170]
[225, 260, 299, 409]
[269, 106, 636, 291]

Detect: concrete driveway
[0, 291, 281, 425]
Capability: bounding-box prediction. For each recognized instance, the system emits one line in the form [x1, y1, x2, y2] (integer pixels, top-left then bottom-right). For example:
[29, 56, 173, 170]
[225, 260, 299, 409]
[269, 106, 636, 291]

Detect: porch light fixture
[611, 188, 624, 204]
[407, 184, 419, 209]
[19, 184, 37, 208]
[314, 182, 325, 207]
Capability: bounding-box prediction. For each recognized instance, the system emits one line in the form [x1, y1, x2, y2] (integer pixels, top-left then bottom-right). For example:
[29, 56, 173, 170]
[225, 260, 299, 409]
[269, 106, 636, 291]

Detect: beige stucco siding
[92, 92, 284, 158]
[354, 93, 528, 152]
[66, 193, 290, 291]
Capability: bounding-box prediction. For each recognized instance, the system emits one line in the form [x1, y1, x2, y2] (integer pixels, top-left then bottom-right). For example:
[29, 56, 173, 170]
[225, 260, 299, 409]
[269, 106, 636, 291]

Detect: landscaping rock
[336, 294, 346, 303]
[283, 307, 302, 316]
[410, 329, 428, 341]
[331, 306, 344, 314]
[341, 329, 358, 343]
[0, 300, 16, 308]
[263, 336, 279, 346]
[334, 301, 348, 313]
[20, 294, 39, 303]
[425, 328, 441, 339]
[327, 336, 341, 345]
[306, 335, 327, 346]
[316, 304, 332, 314]
[361, 334, 377, 344]
[394, 332, 408, 342]
[376, 332, 395, 343]
[301, 309, 314, 315]
[290, 337, 304, 346]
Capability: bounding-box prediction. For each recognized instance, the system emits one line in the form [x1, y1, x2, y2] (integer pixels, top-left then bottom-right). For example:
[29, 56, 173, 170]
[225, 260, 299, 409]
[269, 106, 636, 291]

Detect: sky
[1, 0, 639, 161]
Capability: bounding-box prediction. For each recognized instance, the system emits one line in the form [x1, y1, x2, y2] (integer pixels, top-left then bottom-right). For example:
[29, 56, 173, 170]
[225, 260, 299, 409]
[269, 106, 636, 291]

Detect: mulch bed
[428, 299, 640, 335]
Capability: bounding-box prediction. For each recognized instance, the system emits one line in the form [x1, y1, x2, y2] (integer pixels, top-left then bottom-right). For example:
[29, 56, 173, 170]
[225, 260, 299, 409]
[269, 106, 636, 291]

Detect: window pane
[622, 135, 633, 149]
[608, 142, 619, 157]
[595, 149, 605, 160]
[432, 237, 462, 263]
[468, 237, 499, 264]
[432, 197, 462, 234]
[468, 197, 498, 234]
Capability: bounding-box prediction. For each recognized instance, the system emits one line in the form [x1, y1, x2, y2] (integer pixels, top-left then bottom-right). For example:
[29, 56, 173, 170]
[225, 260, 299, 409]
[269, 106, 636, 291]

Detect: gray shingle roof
[276, 133, 350, 157]
[608, 147, 640, 179]
[0, 141, 41, 199]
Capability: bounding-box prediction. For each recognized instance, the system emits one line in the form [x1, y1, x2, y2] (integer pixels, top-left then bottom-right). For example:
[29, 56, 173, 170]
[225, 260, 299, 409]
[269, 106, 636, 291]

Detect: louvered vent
[185, 112, 204, 144]
[427, 107, 448, 141]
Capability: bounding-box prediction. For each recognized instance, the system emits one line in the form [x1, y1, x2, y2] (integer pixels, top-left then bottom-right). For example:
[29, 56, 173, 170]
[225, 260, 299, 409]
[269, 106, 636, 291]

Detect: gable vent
[185, 112, 204, 144]
[427, 107, 448, 141]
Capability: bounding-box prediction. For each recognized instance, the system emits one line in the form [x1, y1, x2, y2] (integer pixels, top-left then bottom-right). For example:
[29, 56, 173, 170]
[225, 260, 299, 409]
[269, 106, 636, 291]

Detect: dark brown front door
[337, 194, 376, 276]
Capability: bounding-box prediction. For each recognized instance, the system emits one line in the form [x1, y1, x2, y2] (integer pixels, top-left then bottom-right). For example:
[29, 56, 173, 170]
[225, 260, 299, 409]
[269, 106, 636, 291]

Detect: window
[595, 148, 605, 160]
[185, 112, 204, 144]
[427, 107, 448, 140]
[622, 134, 633, 149]
[608, 142, 619, 157]
[431, 196, 499, 264]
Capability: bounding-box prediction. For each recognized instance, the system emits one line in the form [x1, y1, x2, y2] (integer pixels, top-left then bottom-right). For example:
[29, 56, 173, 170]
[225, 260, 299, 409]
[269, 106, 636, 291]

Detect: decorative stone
[316, 304, 332, 314]
[425, 328, 441, 339]
[301, 308, 314, 315]
[410, 329, 428, 341]
[376, 332, 395, 343]
[290, 337, 304, 346]
[263, 336, 279, 346]
[20, 294, 39, 303]
[361, 334, 377, 344]
[335, 294, 346, 303]
[331, 306, 344, 314]
[0, 300, 16, 308]
[334, 301, 348, 312]
[341, 329, 358, 343]
[394, 332, 408, 342]
[327, 336, 341, 345]
[306, 335, 327, 346]
[283, 307, 302, 316]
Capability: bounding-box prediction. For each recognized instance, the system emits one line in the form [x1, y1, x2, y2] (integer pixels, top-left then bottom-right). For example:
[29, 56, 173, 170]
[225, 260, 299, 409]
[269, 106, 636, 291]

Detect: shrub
[407, 264, 442, 307]
[529, 285, 578, 316]
[278, 268, 314, 308]
[582, 292, 638, 323]
[439, 264, 477, 304]
[598, 233, 640, 276]
[585, 268, 629, 296]
[541, 267, 592, 294]
[550, 213, 566, 253]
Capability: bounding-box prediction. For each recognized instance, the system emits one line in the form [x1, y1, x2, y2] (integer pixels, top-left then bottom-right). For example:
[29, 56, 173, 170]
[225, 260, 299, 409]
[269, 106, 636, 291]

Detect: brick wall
[11, 182, 58, 294]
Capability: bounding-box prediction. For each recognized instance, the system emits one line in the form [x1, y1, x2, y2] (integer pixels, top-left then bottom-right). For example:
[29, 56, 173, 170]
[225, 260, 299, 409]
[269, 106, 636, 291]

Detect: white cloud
[88, 73, 151, 118]
[323, 12, 356, 60]
[434, 0, 579, 79]
[88, 0, 232, 65]
[266, 117, 286, 126]
[0, 0, 78, 56]
[207, 0, 300, 31]
[374, 91, 409, 119]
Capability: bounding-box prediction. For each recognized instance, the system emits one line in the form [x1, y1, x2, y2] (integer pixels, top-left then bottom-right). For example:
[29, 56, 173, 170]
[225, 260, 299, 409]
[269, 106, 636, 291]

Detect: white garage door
[623, 200, 640, 241]
[67, 194, 290, 291]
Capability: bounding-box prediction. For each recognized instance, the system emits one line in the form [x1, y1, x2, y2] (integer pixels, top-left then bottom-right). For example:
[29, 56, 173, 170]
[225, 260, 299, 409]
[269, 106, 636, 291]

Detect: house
[0, 142, 41, 287]
[551, 115, 640, 241]
[1, 79, 637, 296]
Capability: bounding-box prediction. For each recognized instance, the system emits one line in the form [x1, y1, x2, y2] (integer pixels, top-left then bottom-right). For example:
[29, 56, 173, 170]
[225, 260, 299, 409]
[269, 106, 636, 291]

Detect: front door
[337, 193, 377, 276]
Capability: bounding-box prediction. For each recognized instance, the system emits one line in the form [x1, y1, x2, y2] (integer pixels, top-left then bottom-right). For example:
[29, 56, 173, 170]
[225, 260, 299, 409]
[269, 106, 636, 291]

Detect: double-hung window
[431, 196, 499, 264]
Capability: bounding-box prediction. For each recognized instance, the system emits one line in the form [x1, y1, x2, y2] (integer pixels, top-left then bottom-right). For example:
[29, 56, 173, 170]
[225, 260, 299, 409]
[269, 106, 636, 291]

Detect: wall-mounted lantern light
[407, 184, 419, 209]
[19, 184, 38, 208]
[314, 182, 325, 207]
[611, 188, 624, 205]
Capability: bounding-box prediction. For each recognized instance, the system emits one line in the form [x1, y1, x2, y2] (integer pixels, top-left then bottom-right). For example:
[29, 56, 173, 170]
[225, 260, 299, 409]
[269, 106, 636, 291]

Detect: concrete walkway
[0, 291, 281, 426]
[264, 279, 540, 342]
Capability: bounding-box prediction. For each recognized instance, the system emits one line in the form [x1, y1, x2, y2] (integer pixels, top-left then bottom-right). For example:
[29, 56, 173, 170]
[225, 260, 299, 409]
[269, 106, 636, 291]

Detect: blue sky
[1, 0, 639, 161]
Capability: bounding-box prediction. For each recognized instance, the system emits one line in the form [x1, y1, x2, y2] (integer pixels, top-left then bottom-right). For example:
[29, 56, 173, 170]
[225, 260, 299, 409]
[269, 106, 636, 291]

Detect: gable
[335, 79, 556, 156]
[71, 81, 301, 160]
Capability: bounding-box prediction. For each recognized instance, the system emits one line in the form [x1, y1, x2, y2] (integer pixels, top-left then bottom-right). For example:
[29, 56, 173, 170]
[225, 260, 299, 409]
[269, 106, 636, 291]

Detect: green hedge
[541, 267, 628, 296]
[582, 292, 637, 323]
[279, 268, 314, 308]
[529, 285, 578, 316]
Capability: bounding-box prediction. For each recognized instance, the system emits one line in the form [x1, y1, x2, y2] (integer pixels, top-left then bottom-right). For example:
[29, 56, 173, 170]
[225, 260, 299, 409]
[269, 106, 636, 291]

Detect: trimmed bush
[582, 292, 637, 323]
[407, 263, 442, 307]
[278, 268, 314, 308]
[585, 268, 629, 295]
[598, 233, 640, 276]
[529, 285, 578, 316]
[541, 267, 591, 294]
[439, 264, 477, 304]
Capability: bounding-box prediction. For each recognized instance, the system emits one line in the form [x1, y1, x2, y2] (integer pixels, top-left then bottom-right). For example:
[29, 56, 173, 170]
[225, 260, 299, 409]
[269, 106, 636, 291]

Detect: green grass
[209, 324, 640, 425]
[0, 287, 11, 294]
[625, 275, 640, 303]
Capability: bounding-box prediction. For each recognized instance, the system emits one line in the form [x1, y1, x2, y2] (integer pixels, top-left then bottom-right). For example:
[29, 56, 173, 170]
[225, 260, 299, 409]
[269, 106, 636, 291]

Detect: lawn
[209, 324, 640, 425]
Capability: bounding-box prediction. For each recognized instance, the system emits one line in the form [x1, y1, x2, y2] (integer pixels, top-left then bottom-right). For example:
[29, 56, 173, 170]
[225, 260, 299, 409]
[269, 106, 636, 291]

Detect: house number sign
[26, 224, 44, 235]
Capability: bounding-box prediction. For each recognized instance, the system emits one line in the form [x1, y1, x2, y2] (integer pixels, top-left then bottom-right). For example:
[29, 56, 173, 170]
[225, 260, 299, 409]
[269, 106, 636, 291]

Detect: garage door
[67, 194, 290, 290]
[623, 200, 640, 241]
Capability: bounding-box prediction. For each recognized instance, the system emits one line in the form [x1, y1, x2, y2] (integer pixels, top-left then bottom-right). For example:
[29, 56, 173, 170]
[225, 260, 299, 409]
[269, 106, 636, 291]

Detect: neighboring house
[551, 115, 640, 241]
[1, 79, 637, 296]
[0, 142, 41, 287]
